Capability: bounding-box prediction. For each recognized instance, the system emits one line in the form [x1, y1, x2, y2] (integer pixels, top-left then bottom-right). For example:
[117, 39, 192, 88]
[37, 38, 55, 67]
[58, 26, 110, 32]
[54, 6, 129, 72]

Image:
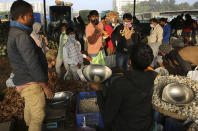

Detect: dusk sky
[0, 0, 197, 11]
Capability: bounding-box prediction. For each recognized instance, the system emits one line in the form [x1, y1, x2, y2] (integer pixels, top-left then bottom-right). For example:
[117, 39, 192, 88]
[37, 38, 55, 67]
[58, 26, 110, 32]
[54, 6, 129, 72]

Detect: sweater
[97, 70, 157, 131]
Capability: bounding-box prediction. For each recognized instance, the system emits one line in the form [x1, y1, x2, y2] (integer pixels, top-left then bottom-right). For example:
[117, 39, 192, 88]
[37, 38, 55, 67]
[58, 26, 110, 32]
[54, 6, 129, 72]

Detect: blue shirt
[162, 23, 171, 43]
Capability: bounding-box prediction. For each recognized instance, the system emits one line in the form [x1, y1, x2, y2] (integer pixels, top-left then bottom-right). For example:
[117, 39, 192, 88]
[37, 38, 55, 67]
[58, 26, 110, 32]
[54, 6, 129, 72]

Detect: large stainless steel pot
[82, 65, 112, 83]
[162, 83, 194, 105]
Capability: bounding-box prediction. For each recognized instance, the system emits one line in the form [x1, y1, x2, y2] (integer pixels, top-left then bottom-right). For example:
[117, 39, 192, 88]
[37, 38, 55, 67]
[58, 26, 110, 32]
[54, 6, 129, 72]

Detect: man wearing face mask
[7, 1, 53, 131]
[111, 13, 139, 71]
[148, 18, 163, 67]
[85, 10, 104, 58]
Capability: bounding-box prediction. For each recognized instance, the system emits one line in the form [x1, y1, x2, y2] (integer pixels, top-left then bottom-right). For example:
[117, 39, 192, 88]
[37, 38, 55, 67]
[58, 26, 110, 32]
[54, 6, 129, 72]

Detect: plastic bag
[105, 54, 116, 67]
[187, 66, 198, 82]
[91, 51, 106, 65]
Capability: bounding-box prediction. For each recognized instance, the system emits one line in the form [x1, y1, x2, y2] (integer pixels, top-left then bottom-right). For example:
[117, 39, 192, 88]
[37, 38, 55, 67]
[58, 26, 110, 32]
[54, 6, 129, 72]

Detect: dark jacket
[97, 70, 157, 131]
[111, 24, 141, 54]
[7, 26, 48, 85]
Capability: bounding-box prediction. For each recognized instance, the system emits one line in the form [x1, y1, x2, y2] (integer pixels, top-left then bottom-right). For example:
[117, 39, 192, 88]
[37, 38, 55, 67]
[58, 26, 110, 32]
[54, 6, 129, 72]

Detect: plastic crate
[75, 92, 104, 129]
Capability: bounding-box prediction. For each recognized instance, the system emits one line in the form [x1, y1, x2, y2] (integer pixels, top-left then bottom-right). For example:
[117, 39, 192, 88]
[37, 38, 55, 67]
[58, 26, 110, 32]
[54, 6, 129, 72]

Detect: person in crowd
[182, 14, 197, 46]
[132, 16, 140, 24]
[148, 18, 163, 68]
[105, 11, 120, 30]
[74, 16, 86, 51]
[63, 25, 91, 80]
[85, 10, 105, 58]
[111, 13, 138, 71]
[164, 46, 198, 76]
[170, 15, 184, 37]
[159, 18, 172, 53]
[7, 1, 53, 131]
[101, 15, 114, 56]
[90, 43, 157, 131]
[55, 24, 71, 79]
[30, 22, 49, 54]
[156, 18, 172, 67]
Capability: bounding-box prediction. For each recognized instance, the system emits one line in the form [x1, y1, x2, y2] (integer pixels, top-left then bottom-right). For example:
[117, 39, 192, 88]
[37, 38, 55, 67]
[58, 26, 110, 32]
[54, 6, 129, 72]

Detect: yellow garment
[21, 84, 45, 131]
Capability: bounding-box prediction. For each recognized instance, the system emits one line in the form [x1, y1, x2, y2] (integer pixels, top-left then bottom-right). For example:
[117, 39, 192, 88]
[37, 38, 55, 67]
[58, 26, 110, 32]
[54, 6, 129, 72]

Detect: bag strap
[195, 66, 198, 71]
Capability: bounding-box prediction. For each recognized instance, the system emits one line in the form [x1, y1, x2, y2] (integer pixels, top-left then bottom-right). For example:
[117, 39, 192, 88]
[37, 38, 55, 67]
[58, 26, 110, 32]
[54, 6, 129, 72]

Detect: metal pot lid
[82, 64, 112, 83]
[162, 83, 194, 105]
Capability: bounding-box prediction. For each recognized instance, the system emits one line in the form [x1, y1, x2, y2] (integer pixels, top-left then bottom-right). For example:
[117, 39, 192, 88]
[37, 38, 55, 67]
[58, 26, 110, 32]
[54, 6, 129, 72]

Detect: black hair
[129, 43, 154, 70]
[185, 14, 192, 20]
[66, 22, 78, 35]
[123, 13, 132, 20]
[101, 15, 106, 20]
[150, 18, 158, 23]
[159, 18, 167, 23]
[10, 0, 32, 20]
[89, 10, 99, 17]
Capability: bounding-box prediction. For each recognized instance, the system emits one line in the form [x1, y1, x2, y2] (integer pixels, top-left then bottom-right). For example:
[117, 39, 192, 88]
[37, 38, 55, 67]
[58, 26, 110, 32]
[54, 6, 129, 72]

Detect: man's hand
[39, 82, 54, 99]
[89, 83, 101, 91]
[86, 56, 92, 61]
[77, 63, 81, 69]
[95, 26, 103, 35]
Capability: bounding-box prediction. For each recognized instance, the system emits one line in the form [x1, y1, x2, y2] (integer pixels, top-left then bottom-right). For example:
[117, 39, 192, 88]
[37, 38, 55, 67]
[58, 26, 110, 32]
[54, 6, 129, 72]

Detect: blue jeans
[116, 52, 128, 71]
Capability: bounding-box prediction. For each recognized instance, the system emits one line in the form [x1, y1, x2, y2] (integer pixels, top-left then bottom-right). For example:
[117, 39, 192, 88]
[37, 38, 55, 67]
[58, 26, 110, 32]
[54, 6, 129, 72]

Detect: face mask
[124, 22, 132, 28]
[62, 31, 66, 34]
[150, 24, 154, 28]
[91, 20, 99, 25]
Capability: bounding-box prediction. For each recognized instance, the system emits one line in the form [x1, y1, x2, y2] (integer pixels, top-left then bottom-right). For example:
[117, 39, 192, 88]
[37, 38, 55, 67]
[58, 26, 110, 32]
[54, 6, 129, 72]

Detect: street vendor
[90, 43, 157, 131]
[7, 1, 53, 131]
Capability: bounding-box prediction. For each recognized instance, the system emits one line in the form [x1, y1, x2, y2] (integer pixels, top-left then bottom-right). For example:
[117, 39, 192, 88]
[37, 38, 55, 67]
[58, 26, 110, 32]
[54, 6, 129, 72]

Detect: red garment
[183, 24, 191, 33]
[104, 24, 114, 52]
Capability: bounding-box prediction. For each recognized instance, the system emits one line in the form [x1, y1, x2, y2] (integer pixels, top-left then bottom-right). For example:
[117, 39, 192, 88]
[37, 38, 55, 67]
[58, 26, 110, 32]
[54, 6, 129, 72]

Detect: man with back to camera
[7, 1, 53, 131]
[90, 43, 157, 131]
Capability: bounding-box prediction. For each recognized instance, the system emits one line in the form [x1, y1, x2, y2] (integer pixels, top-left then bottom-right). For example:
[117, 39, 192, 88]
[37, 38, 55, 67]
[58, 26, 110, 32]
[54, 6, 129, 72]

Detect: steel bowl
[82, 65, 112, 83]
[162, 83, 194, 105]
[47, 91, 73, 105]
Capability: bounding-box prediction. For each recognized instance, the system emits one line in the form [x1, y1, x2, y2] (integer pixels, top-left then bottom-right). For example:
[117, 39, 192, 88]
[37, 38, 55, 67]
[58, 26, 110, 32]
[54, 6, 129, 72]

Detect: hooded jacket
[97, 70, 157, 131]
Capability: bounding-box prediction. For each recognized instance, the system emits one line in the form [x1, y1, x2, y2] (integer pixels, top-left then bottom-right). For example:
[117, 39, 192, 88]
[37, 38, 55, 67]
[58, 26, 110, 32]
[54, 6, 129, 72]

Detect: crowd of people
[5, 0, 198, 131]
